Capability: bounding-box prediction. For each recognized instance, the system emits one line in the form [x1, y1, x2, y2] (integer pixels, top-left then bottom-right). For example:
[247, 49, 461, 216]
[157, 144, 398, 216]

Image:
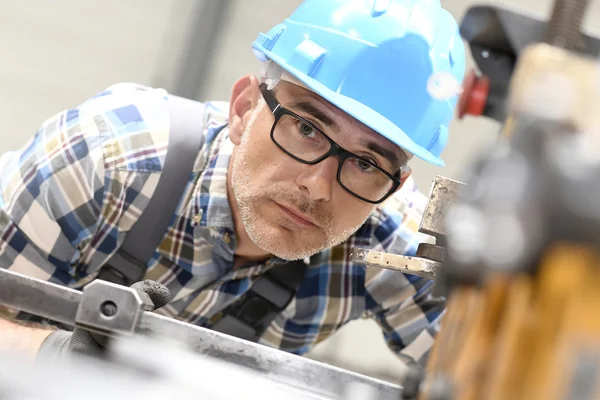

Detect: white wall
[0, 0, 190, 151]
[2, 0, 600, 384]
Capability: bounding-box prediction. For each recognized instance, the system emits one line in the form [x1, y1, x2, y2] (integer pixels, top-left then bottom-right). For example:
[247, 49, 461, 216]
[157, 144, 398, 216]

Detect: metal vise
[350, 176, 465, 280]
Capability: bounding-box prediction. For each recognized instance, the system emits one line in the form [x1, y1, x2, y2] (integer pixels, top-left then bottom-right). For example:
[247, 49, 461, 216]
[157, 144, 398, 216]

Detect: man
[0, 0, 465, 369]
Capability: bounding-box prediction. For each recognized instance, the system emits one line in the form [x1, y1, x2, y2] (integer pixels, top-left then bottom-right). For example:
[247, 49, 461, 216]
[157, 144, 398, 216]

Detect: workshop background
[1, 0, 599, 383]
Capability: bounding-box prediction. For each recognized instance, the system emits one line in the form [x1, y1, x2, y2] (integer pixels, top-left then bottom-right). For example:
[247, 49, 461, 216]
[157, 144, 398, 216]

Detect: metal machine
[351, 0, 600, 280]
[353, 0, 600, 398]
[377, 0, 600, 398]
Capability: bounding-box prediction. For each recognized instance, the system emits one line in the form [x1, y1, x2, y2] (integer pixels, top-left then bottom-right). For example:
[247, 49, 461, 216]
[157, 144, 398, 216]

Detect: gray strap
[211, 259, 309, 342]
[97, 95, 206, 286]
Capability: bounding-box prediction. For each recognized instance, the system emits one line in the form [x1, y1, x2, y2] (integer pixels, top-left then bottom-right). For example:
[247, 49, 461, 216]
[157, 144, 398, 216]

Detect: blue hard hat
[252, 0, 466, 167]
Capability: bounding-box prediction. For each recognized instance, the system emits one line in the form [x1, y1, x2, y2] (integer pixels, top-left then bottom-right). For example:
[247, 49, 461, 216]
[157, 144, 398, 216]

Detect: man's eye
[357, 160, 371, 171]
[355, 158, 377, 172]
[299, 122, 314, 136]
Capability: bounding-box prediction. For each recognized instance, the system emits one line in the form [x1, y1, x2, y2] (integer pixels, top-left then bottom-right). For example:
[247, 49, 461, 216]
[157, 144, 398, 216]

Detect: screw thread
[546, 0, 590, 51]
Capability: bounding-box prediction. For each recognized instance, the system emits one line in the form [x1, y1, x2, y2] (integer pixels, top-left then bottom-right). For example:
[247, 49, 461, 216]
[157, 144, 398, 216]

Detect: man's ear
[229, 75, 260, 145]
[397, 166, 413, 191]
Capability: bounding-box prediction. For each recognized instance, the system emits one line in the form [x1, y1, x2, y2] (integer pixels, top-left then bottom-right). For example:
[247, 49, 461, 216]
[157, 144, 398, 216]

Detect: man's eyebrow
[361, 140, 406, 172]
[289, 100, 339, 131]
[289, 99, 407, 171]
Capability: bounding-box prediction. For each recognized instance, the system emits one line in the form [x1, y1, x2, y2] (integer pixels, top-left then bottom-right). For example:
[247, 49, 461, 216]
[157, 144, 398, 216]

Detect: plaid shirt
[0, 83, 442, 365]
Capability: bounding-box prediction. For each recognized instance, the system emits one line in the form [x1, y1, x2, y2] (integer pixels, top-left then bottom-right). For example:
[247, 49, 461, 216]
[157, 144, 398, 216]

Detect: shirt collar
[192, 124, 235, 230]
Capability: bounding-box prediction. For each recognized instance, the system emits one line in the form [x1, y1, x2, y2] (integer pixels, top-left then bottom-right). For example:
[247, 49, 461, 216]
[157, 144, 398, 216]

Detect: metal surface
[0, 268, 402, 399]
[416, 243, 447, 263]
[0, 268, 81, 326]
[508, 43, 600, 133]
[459, 4, 600, 122]
[0, 336, 339, 400]
[420, 176, 465, 240]
[76, 280, 146, 336]
[140, 312, 401, 399]
[349, 248, 440, 280]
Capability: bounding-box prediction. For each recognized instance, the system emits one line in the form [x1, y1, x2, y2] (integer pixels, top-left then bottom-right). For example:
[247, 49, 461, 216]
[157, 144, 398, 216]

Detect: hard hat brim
[254, 46, 446, 168]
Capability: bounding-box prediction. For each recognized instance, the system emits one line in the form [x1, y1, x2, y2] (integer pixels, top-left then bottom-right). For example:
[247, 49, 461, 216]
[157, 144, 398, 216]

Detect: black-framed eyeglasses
[259, 83, 402, 204]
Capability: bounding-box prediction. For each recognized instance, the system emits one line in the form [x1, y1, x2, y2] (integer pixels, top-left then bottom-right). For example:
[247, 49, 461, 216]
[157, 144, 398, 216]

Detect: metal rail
[0, 268, 402, 399]
[349, 248, 440, 280]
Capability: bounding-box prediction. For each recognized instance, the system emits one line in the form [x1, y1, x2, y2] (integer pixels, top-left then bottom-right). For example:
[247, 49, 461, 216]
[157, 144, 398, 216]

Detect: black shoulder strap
[210, 259, 309, 342]
[96, 95, 206, 286]
[96, 93, 308, 343]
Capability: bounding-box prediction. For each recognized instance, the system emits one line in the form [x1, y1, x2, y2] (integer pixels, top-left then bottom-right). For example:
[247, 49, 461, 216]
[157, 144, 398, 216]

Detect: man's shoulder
[81, 82, 169, 128]
[76, 82, 229, 173]
[86, 82, 229, 125]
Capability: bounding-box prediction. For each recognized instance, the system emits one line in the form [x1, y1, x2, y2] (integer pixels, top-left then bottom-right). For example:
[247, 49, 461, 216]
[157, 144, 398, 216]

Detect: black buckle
[236, 294, 274, 328]
[96, 265, 131, 286]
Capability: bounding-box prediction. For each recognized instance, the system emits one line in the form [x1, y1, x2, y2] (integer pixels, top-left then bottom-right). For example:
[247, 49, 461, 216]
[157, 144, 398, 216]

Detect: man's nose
[295, 157, 339, 202]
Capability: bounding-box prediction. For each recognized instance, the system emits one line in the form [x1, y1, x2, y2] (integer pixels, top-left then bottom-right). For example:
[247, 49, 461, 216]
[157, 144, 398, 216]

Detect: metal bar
[349, 248, 440, 280]
[0, 268, 81, 326]
[0, 335, 351, 400]
[420, 176, 465, 240]
[140, 312, 402, 399]
[0, 268, 402, 399]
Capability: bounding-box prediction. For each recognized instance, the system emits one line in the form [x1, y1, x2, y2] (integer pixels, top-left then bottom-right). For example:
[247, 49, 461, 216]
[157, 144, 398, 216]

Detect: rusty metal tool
[350, 176, 465, 279]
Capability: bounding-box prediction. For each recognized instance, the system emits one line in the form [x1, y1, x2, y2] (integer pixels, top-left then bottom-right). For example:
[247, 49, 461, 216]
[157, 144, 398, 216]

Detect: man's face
[230, 80, 410, 261]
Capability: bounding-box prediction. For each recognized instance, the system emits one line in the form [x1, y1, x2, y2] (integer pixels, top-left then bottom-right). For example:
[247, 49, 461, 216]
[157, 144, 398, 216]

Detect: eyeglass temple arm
[259, 83, 280, 112]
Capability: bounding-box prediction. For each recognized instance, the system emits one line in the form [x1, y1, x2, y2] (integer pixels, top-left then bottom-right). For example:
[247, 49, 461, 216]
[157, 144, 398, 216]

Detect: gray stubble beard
[230, 100, 369, 261]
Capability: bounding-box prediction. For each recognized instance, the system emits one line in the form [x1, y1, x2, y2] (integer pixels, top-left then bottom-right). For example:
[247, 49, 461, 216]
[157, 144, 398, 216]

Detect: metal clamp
[75, 280, 151, 336]
[349, 248, 440, 280]
[419, 176, 464, 242]
[351, 176, 464, 279]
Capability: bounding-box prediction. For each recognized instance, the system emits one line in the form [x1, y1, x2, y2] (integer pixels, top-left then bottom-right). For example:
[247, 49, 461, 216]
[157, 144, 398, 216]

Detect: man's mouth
[274, 202, 319, 227]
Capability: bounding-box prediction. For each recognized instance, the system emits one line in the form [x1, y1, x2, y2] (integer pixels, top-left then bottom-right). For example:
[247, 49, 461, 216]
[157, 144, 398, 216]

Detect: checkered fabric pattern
[0, 82, 442, 366]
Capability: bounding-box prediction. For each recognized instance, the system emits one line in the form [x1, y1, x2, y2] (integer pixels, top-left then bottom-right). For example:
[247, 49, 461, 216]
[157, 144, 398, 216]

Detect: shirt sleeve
[364, 175, 444, 367]
[0, 83, 170, 286]
[366, 269, 445, 367]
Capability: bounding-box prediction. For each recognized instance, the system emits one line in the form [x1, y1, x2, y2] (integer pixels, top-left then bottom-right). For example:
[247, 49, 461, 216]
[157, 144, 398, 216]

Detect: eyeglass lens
[272, 114, 395, 202]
